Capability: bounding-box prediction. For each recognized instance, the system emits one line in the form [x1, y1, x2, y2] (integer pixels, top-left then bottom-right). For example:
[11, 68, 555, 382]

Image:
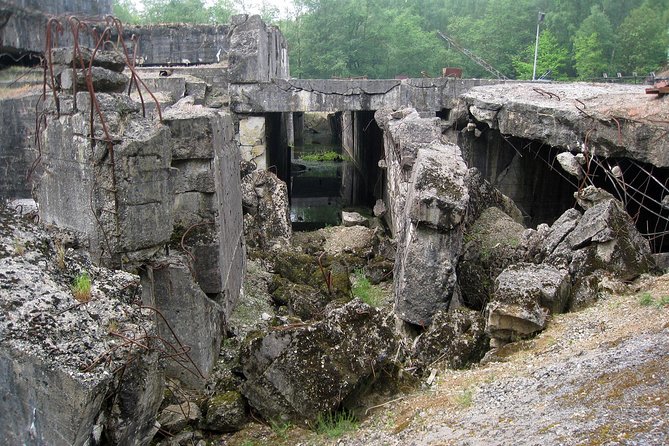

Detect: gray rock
[574, 185, 616, 210]
[60, 66, 129, 93]
[373, 199, 387, 217]
[342, 211, 369, 227]
[50, 47, 127, 72]
[157, 402, 201, 434]
[549, 198, 654, 280]
[413, 308, 487, 370]
[240, 300, 397, 424]
[394, 144, 469, 326]
[241, 169, 291, 249]
[0, 206, 163, 446]
[202, 391, 247, 432]
[458, 207, 526, 310]
[141, 255, 225, 389]
[556, 152, 583, 178]
[486, 263, 571, 341]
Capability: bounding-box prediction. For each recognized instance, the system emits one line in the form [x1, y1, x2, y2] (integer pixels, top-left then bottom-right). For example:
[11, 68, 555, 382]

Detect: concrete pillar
[238, 115, 267, 170]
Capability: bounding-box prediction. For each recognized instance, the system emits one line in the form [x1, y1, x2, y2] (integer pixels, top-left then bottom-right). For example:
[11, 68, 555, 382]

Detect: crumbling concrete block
[141, 255, 225, 390]
[228, 14, 289, 83]
[39, 99, 173, 267]
[0, 206, 163, 446]
[59, 66, 129, 93]
[50, 47, 127, 72]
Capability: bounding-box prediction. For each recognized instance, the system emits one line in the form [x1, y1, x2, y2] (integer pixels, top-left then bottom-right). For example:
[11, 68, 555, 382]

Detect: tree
[617, 1, 669, 74]
[513, 30, 569, 80]
[210, 0, 236, 24]
[573, 32, 608, 79]
[571, 6, 614, 78]
[113, 0, 141, 24]
[143, 0, 212, 24]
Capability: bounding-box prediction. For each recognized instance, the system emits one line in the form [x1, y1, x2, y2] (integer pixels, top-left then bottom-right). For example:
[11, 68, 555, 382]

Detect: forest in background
[114, 0, 669, 80]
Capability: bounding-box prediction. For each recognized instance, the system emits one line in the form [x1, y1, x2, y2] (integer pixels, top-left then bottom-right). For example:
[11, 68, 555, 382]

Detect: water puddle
[290, 143, 351, 230]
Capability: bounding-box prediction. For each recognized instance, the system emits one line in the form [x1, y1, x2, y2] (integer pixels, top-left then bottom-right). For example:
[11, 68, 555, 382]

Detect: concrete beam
[230, 78, 507, 113]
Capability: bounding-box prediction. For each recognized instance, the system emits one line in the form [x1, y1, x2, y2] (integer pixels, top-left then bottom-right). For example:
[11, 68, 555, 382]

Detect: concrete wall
[0, 93, 39, 200]
[121, 25, 231, 66]
[5, 0, 111, 15]
[0, 0, 111, 55]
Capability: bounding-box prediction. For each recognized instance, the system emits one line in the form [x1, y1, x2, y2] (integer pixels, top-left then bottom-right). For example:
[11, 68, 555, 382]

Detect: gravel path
[326, 275, 669, 446]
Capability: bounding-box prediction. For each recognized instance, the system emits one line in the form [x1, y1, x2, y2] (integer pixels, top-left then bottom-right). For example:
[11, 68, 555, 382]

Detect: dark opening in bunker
[462, 129, 576, 227]
[461, 126, 669, 253]
[288, 110, 384, 230]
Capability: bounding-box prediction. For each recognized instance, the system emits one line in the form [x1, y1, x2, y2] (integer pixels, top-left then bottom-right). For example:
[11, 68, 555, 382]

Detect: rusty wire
[33, 14, 166, 263]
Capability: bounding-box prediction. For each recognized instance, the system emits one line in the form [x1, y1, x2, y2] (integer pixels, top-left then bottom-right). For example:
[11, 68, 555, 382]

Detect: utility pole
[532, 12, 545, 81]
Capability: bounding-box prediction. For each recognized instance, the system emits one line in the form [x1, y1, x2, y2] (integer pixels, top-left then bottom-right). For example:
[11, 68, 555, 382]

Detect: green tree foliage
[571, 5, 615, 78]
[113, 0, 141, 24]
[113, 0, 669, 79]
[617, 1, 669, 75]
[513, 30, 569, 79]
[118, 0, 237, 25]
[573, 32, 608, 79]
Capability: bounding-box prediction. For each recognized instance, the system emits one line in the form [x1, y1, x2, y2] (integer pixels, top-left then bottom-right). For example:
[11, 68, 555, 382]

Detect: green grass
[656, 295, 669, 308]
[638, 292, 669, 308]
[269, 420, 292, 440]
[352, 269, 384, 307]
[455, 389, 474, 408]
[72, 271, 92, 302]
[639, 292, 654, 306]
[315, 410, 358, 439]
[300, 150, 345, 162]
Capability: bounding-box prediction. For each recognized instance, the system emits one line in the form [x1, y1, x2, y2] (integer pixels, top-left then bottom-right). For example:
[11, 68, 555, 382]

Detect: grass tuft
[638, 292, 654, 307]
[315, 410, 358, 439]
[352, 269, 384, 307]
[455, 389, 474, 408]
[269, 420, 292, 440]
[72, 271, 92, 302]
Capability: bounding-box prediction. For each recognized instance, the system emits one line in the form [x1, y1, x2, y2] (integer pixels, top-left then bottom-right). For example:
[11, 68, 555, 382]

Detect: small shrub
[55, 242, 66, 270]
[638, 292, 654, 307]
[315, 410, 358, 439]
[72, 272, 92, 302]
[13, 238, 25, 256]
[352, 269, 383, 307]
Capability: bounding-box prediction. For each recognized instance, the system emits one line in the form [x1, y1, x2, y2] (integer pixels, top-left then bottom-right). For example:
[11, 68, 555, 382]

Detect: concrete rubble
[0, 205, 163, 446]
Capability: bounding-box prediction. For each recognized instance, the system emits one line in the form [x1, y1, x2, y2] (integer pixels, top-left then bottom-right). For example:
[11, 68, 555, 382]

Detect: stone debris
[240, 300, 397, 424]
[241, 168, 292, 249]
[342, 211, 369, 227]
[486, 263, 571, 343]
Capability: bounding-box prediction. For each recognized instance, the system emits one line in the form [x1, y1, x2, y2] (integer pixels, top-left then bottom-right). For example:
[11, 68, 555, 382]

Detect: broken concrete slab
[59, 66, 129, 93]
[141, 255, 225, 390]
[50, 47, 127, 72]
[459, 83, 669, 168]
[486, 263, 571, 342]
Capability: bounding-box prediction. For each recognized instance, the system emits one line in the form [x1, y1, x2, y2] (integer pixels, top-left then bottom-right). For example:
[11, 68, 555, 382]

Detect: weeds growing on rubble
[352, 269, 384, 307]
[72, 271, 92, 302]
[315, 410, 358, 438]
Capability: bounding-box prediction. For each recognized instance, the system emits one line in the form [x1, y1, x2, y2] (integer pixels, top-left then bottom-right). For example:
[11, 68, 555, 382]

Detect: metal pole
[532, 23, 540, 80]
[532, 12, 545, 81]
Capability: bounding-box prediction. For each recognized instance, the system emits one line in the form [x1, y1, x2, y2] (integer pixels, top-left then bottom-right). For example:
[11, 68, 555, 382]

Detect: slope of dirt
[323, 274, 669, 446]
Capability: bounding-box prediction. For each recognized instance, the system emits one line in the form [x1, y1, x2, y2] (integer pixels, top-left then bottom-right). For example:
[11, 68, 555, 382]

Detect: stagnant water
[290, 142, 352, 230]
